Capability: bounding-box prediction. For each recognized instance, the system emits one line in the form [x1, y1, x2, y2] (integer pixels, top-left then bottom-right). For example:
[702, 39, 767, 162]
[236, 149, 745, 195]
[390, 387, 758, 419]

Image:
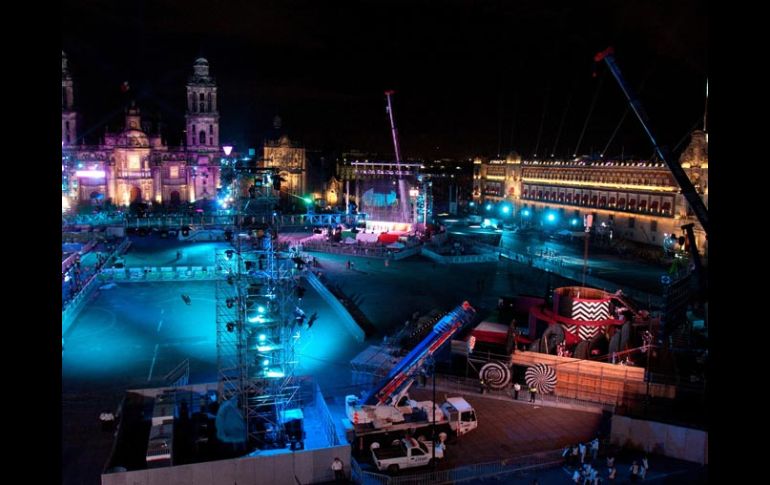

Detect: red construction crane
[385, 90, 414, 224]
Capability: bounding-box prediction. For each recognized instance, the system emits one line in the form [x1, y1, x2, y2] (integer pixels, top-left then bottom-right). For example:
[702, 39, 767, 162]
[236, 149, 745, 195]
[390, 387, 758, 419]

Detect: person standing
[640, 456, 649, 480]
[590, 437, 600, 461]
[529, 386, 537, 403]
[513, 382, 521, 400]
[607, 464, 617, 482]
[331, 457, 344, 482]
[629, 461, 640, 482]
[578, 442, 587, 465]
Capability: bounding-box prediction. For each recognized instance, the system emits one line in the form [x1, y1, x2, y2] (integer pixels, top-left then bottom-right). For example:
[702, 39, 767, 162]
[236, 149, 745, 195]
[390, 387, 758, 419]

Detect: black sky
[62, 0, 707, 160]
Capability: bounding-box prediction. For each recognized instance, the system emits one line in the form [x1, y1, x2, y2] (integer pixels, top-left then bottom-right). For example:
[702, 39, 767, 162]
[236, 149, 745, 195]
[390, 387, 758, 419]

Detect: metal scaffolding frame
[215, 168, 304, 450]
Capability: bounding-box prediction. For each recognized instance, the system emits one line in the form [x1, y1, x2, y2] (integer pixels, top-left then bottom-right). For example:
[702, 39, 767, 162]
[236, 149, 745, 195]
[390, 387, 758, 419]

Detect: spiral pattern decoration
[479, 361, 511, 389]
[525, 363, 557, 394]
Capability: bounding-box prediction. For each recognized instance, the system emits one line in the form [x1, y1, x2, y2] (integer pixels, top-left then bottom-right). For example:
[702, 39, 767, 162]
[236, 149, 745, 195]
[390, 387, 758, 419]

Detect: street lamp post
[582, 214, 593, 286]
[429, 356, 437, 469]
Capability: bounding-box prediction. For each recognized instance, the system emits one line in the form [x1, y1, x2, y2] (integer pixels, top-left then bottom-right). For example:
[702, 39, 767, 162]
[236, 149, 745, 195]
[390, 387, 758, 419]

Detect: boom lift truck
[346, 302, 479, 454]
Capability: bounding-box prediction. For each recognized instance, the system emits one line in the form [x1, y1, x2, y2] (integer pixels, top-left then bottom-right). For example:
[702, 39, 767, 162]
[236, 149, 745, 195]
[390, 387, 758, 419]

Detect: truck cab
[441, 397, 478, 436]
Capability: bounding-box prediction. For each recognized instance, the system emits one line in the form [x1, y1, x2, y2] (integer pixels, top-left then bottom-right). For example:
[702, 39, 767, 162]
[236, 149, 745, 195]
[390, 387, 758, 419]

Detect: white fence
[421, 247, 498, 265]
[100, 266, 219, 282]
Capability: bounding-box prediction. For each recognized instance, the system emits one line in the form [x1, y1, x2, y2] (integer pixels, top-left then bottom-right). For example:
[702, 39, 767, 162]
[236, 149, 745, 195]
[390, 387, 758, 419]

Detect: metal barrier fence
[62, 270, 102, 335]
[62, 238, 132, 334]
[99, 265, 220, 282]
[452, 234, 660, 306]
[315, 383, 340, 447]
[301, 240, 391, 259]
[436, 373, 611, 411]
[352, 449, 564, 485]
[421, 247, 498, 265]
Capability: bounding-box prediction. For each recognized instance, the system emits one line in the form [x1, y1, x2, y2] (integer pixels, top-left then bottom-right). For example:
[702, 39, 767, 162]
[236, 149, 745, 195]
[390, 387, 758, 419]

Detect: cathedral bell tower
[185, 58, 219, 148]
[62, 51, 77, 146]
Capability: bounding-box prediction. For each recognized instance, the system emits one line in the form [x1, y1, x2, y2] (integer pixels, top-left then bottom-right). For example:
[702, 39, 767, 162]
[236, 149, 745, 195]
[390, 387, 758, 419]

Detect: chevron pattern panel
[572, 299, 610, 321]
[578, 325, 602, 340]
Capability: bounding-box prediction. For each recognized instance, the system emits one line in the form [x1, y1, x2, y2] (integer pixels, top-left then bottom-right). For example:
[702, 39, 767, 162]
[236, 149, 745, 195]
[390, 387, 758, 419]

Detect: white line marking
[147, 343, 159, 381]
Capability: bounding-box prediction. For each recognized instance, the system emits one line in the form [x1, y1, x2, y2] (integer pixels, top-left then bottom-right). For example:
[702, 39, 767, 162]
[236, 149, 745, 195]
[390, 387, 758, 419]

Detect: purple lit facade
[62, 53, 221, 207]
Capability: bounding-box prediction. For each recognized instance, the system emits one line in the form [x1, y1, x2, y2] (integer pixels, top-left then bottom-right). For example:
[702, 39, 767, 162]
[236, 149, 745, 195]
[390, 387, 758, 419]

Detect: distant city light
[571, 218, 579, 226]
[485, 204, 492, 211]
[522, 209, 530, 217]
[223, 145, 233, 156]
[501, 206, 510, 214]
[547, 213, 556, 222]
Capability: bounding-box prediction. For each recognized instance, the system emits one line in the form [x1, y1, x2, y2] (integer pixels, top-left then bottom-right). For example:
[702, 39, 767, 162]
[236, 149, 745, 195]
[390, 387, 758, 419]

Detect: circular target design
[525, 363, 557, 394]
[479, 361, 511, 389]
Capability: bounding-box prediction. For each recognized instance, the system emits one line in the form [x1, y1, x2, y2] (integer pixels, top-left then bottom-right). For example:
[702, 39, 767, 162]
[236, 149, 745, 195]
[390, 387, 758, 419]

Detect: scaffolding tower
[215, 170, 303, 450]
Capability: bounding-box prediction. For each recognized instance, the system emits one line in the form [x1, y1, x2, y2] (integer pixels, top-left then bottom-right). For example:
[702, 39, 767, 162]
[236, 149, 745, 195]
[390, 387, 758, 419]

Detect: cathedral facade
[62, 53, 222, 208]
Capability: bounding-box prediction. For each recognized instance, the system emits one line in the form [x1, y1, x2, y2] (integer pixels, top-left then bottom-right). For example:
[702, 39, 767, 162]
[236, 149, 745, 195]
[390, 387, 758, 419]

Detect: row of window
[521, 189, 673, 215]
[523, 171, 671, 186]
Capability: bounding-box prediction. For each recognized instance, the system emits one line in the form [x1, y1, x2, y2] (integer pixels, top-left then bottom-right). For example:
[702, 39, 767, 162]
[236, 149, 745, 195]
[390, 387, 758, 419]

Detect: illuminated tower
[185, 58, 220, 201]
[185, 58, 219, 148]
[62, 51, 77, 146]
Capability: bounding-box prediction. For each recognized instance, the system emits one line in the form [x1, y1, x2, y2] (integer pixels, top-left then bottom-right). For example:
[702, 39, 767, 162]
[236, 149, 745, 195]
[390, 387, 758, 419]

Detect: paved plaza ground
[62, 233, 687, 484]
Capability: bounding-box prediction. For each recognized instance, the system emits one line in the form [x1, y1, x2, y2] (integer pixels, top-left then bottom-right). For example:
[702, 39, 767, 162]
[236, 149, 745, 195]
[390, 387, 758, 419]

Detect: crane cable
[573, 69, 606, 157]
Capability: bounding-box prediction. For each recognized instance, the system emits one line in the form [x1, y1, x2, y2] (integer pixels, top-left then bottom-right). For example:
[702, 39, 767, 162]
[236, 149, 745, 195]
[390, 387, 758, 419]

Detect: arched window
[199, 131, 206, 145]
[190, 93, 195, 111]
[208, 93, 212, 111]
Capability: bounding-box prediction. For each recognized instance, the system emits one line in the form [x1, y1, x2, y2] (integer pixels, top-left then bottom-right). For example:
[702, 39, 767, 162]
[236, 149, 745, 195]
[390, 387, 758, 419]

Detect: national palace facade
[472, 131, 708, 254]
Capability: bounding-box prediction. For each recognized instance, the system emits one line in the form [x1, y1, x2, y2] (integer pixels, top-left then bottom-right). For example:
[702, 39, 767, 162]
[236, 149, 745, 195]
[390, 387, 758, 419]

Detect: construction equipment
[345, 302, 478, 451]
[385, 90, 415, 223]
[594, 47, 709, 237]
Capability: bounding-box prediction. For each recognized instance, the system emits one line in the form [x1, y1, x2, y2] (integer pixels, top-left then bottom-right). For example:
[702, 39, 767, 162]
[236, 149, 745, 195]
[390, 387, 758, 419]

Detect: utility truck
[346, 302, 479, 453]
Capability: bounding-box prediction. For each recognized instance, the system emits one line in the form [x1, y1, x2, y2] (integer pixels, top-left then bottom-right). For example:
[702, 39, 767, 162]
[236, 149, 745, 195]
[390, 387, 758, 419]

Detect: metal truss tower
[216, 169, 303, 450]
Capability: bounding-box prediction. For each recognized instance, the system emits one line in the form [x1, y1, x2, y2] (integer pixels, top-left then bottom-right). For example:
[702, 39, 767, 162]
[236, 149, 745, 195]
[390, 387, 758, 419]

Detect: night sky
[62, 0, 707, 160]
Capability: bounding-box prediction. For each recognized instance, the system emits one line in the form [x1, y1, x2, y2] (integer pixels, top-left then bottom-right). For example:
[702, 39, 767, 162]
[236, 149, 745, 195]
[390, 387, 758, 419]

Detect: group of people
[564, 437, 650, 483]
[509, 382, 539, 403]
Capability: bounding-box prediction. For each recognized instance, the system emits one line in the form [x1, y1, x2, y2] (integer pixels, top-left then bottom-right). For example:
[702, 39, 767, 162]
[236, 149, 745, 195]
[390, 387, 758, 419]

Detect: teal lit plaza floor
[62, 235, 646, 484]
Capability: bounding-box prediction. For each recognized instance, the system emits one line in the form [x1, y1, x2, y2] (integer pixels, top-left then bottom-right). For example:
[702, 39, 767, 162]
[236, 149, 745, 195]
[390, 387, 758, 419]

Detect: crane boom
[385, 90, 415, 224]
[594, 47, 709, 236]
[363, 302, 476, 406]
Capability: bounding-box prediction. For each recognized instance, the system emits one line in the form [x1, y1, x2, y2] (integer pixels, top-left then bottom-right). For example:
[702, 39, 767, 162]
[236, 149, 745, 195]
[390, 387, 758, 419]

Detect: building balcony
[116, 170, 152, 179]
